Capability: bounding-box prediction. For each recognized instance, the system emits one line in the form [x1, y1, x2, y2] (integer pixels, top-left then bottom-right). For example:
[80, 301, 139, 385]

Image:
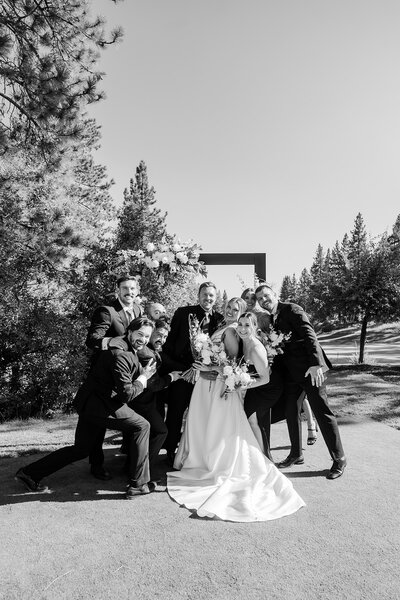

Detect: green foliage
[281, 212, 400, 363]
[0, 1, 119, 421]
[0, 0, 122, 159]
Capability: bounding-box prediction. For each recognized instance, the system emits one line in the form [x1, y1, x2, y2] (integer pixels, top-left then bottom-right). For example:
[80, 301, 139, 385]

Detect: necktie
[126, 310, 133, 326]
[202, 313, 210, 333]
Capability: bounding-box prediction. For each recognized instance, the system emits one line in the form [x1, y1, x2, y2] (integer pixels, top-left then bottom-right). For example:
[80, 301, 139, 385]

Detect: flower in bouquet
[258, 326, 291, 363]
[181, 314, 212, 383]
[221, 358, 255, 397]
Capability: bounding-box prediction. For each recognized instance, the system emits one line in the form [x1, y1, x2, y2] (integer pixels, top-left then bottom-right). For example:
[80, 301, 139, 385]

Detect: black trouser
[164, 379, 194, 452]
[122, 400, 167, 473]
[23, 412, 152, 488]
[283, 378, 345, 461]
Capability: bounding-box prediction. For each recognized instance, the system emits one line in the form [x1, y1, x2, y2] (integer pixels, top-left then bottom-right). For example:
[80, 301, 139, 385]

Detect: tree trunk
[358, 312, 370, 363]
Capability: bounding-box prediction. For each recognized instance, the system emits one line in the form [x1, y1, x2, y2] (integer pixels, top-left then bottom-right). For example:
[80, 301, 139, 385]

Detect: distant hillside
[318, 322, 400, 345]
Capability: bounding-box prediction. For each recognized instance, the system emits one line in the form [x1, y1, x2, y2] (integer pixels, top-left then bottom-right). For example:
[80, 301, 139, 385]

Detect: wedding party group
[15, 275, 347, 523]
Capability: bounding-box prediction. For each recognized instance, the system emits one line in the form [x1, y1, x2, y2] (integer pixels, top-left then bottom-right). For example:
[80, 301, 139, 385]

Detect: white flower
[269, 331, 279, 342]
[176, 252, 188, 264]
[144, 256, 153, 268]
[201, 350, 212, 365]
[196, 332, 209, 344]
[172, 243, 181, 252]
[223, 365, 234, 377]
[151, 259, 160, 268]
[239, 372, 252, 386]
[136, 250, 145, 259]
[146, 242, 155, 252]
[225, 375, 235, 390]
[162, 255, 170, 264]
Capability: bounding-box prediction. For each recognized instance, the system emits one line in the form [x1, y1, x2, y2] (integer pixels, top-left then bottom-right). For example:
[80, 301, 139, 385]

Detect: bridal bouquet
[258, 327, 292, 364]
[181, 315, 226, 384]
[220, 357, 255, 397]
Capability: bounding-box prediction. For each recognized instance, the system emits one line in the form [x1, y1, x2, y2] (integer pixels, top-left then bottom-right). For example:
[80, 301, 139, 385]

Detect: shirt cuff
[101, 337, 112, 350]
[137, 375, 147, 388]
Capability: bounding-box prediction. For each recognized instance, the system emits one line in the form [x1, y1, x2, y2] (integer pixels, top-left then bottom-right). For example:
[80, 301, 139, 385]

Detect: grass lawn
[1, 364, 399, 459]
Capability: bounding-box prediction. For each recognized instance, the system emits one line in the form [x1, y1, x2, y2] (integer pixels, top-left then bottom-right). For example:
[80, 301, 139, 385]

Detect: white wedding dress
[167, 325, 305, 522]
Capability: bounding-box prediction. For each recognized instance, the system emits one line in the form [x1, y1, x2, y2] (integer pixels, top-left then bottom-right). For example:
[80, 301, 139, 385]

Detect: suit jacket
[162, 304, 224, 370]
[273, 301, 331, 382]
[86, 298, 142, 354]
[74, 336, 145, 418]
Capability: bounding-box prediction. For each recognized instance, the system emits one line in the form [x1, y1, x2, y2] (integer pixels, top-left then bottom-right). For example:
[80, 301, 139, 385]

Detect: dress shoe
[15, 468, 48, 492]
[326, 458, 347, 480]
[125, 481, 157, 499]
[166, 450, 176, 468]
[277, 455, 305, 468]
[90, 466, 112, 481]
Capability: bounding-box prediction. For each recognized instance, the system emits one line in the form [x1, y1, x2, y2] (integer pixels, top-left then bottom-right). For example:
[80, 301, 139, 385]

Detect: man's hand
[142, 359, 157, 380]
[305, 365, 325, 387]
[169, 371, 182, 382]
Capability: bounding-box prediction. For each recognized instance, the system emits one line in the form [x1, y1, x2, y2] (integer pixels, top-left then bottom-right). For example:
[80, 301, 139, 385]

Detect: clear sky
[88, 0, 400, 297]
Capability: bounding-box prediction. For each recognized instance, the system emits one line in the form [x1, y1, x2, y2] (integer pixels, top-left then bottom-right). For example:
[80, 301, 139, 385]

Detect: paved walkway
[0, 415, 399, 600]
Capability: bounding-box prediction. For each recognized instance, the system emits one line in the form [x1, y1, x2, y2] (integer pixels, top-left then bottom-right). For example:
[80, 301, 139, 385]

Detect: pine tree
[222, 290, 229, 309]
[116, 161, 167, 250]
[297, 268, 312, 312]
[309, 244, 326, 321]
[0, 0, 122, 159]
[280, 275, 297, 301]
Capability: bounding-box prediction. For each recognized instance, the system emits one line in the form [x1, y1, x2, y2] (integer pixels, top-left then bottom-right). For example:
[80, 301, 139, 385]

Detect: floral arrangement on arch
[115, 237, 207, 279]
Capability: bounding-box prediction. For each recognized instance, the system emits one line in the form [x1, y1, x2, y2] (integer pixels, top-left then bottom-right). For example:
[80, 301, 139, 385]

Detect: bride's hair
[226, 297, 247, 317]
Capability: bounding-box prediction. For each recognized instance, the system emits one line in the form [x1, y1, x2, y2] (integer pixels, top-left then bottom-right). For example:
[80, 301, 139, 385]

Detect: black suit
[86, 298, 142, 359]
[85, 298, 142, 467]
[23, 337, 158, 488]
[273, 301, 344, 461]
[162, 304, 224, 452]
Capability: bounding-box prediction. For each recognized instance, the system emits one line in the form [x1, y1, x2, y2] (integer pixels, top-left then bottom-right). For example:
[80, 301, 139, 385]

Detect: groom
[162, 282, 224, 465]
[255, 284, 347, 480]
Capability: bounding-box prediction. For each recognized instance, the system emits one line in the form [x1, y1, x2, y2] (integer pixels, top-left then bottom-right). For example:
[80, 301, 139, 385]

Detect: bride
[167, 299, 305, 522]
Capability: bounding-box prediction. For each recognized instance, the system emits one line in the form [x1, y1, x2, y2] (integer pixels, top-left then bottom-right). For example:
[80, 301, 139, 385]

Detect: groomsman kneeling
[15, 317, 165, 499]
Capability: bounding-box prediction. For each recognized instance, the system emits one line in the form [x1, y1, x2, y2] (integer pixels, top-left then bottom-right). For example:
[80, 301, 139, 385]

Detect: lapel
[274, 302, 285, 329]
[114, 299, 130, 328]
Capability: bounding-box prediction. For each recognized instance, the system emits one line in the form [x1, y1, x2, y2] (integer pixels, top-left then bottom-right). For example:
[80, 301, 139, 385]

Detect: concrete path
[1, 415, 399, 600]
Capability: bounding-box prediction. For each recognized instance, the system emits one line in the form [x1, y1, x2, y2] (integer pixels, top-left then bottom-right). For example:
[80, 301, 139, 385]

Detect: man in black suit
[255, 284, 347, 480]
[162, 282, 224, 464]
[86, 275, 142, 359]
[15, 317, 161, 499]
[121, 320, 182, 471]
[85, 275, 142, 479]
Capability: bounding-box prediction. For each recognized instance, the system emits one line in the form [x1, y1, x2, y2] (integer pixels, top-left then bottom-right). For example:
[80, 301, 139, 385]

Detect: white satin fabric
[167, 327, 305, 522]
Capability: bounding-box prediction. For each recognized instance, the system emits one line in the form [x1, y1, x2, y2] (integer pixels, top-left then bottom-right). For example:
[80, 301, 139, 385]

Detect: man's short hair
[154, 319, 170, 332]
[198, 281, 217, 293]
[255, 284, 275, 295]
[117, 275, 139, 287]
[127, 316, 155, 332]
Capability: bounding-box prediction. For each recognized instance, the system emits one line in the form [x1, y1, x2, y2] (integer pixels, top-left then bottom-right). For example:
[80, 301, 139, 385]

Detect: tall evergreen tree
[116, 161, 167, 250]
[297, 268, 312, 312]
[0, 0, 122, 159]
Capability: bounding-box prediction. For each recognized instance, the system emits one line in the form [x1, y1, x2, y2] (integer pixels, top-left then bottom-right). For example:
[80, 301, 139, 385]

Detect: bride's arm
[222, 327, 240, 359]
[247, 343, 270, 388]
